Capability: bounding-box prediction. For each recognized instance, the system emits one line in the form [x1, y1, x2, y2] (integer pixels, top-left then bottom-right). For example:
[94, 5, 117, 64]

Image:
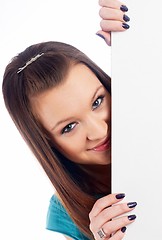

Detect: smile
[89, 137, 111, 152]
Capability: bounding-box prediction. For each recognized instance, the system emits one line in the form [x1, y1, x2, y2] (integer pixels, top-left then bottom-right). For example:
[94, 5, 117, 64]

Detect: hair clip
[17, 53, 44, 74]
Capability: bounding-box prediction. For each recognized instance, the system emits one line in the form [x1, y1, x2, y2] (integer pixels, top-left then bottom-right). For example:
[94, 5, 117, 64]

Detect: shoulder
[46, 194, 90, 240]
[46, 194, 69, 229]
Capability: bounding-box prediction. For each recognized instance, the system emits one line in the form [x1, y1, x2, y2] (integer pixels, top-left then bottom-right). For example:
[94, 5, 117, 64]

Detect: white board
[112, 0, 162, 238]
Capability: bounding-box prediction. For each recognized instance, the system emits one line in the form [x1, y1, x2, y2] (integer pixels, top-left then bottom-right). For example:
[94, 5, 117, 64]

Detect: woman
[2, 1, 136, 240]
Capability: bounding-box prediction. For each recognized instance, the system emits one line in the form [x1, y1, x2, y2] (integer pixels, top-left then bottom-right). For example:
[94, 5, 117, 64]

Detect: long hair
[2, 41, 111, 239]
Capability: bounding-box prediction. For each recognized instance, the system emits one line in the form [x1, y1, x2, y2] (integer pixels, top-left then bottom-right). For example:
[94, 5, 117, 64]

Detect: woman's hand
[89, 193, 137, 239]
[97, 0, 130, 46]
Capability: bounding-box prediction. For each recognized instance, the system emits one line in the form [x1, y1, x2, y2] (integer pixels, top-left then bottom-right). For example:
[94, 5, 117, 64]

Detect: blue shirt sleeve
[46, 195, 90, 240]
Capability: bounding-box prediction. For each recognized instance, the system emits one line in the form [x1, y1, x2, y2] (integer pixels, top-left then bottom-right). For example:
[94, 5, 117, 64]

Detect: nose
[86, 115, 108, 141]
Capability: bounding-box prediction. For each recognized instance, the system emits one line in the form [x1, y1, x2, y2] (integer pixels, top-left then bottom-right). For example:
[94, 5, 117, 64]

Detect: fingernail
[96, 33, 105, 40]
[120, 5, 128, 12]
[123, 14, 130, 22]
[121, 226, 127, 233]
[122, 23, 130, 29]
[127, 202, 137, 208]
[128, 214, 136, 221]
[116, 193, 125, 199]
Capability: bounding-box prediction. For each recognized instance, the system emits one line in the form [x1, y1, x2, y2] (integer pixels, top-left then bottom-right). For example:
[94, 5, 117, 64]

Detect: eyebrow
[51, 84, 103, 131]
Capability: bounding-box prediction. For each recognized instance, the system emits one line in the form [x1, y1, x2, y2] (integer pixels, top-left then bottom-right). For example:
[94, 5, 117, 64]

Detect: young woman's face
[33, 64, 111, 165]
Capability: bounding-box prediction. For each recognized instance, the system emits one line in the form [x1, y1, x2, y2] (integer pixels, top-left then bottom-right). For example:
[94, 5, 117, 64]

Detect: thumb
[96, 30, 111, 46]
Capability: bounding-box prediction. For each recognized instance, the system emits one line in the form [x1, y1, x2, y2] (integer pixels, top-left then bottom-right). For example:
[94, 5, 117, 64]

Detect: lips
[89, 136, 111, 152]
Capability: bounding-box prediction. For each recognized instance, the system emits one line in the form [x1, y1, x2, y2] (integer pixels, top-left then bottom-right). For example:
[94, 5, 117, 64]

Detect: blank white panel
[112, 0, 162, 238]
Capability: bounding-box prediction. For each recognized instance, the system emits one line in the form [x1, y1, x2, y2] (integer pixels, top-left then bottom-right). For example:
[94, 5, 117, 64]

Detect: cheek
[105, 96, 111, 119]
[55, 141, 84, 162]
[52, 131, 86, 156]
[101, 104, 111, 122]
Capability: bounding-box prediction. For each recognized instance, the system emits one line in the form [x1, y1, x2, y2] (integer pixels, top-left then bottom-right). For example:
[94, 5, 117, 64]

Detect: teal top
[46, 195, 90, 240]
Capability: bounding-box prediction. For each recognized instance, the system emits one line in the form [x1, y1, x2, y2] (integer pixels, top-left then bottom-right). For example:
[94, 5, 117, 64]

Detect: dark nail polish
[127, 202, 137, 208]
[123, 14, 130, 22]
[121, 227, 127, 233]
[115, 193, 125, 199]
[122, 23, 130, 29]
[120, 5, 128, 12]
[96, 33, 105, 40]
[128, 214, 136, 221]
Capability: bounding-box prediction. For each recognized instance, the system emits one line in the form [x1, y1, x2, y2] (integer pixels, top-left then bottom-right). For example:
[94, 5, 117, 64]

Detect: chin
[101, 160, 111, 165]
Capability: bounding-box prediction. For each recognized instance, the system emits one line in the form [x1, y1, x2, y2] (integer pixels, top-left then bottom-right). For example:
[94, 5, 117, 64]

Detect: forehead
[60, 63, 101, 94]
[32, 64, 103, 130]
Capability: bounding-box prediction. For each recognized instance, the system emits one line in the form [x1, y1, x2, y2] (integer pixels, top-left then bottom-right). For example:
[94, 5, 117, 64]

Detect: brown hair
[2, 41, 111, 239]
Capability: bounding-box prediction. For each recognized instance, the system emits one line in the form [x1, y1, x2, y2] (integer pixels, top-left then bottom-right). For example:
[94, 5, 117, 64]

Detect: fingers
[92, 214, 136, 240]
[109, 227, 126, 240]
[99, 7, 125, 22]
[97, 0, 130, 46]
[96, 30, 111, 46]
[101, 214, 136, 237]
[89, 193, 137, 239]
[93, 202, 137, 228]
[100, 19, 129, 32]
[99, 2, 130, 32]
[99, 0, 126, 10]
[89, 193, 125, 220]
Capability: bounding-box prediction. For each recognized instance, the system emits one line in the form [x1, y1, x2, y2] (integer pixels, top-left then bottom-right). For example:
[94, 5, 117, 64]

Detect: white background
[0, 1, 111, 239]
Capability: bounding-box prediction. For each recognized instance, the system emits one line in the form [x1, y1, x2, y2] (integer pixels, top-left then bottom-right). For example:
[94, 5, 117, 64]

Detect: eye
[92, 95, 105, 110]
[61, 122, 76, 134]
